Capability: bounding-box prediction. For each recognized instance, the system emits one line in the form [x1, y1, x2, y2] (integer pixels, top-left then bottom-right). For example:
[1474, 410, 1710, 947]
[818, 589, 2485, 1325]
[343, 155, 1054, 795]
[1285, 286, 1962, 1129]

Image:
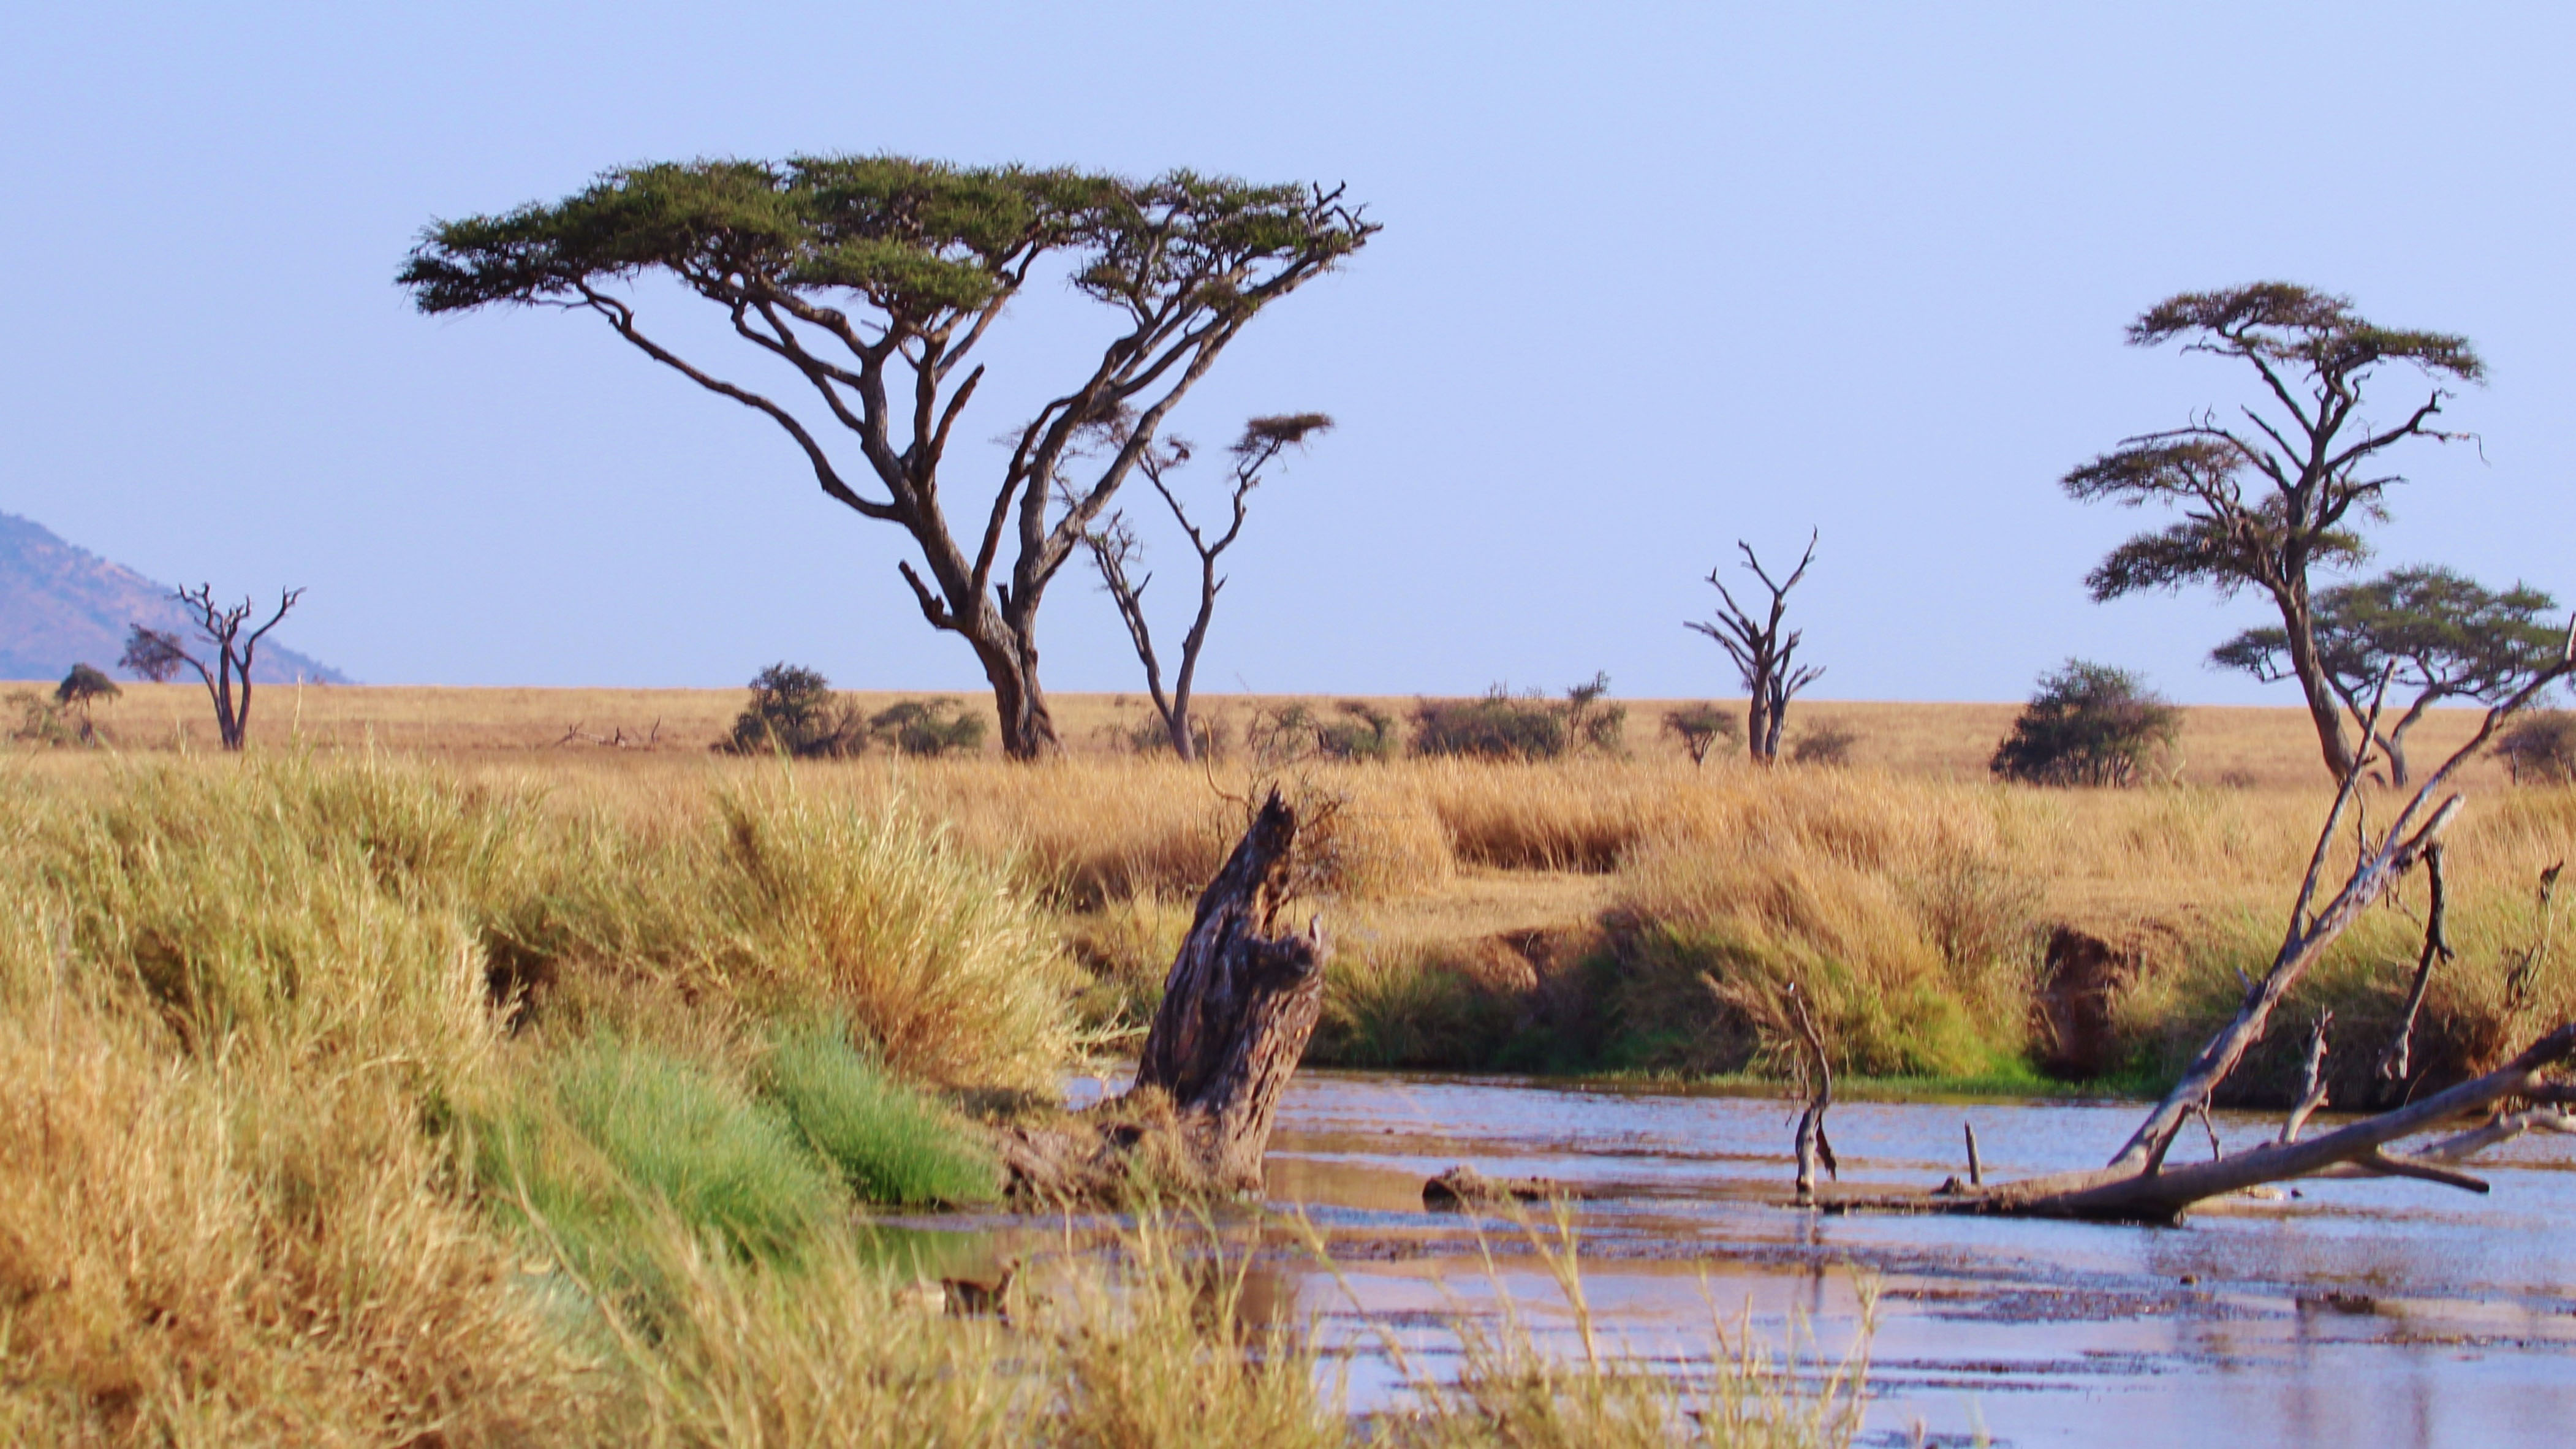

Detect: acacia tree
[401, 157, 1374, 759]
[119, 585, 305, 751]
[2065, 283, 2485, 782]
[2213, 567, 2563, 785]
[1083, 414, 1330, 760]
[1686, 534, 1822, 763]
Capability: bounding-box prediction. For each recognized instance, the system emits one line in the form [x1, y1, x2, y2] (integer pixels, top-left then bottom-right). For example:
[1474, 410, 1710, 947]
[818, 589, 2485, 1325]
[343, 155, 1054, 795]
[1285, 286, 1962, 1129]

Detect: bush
[719, 663, 868, 758]
[1414, 676, 1627, 762]
[1413, 689, 1565, 760]
[8, 690, 89, 747]
[2498, 711, 2576, 784]
[1314, 701, 1400, 761]
[1990, 660, 2180, 787]
[1247, 700, 1397, 763]
[759, 1023, 999, 1206]
[1662, 703, 1740, 765]
[1790, 723, 1859, 766]
[868, 697, 988, 757]
[1108, 709, 1228, 759]
[1561, 672, 1628, 757]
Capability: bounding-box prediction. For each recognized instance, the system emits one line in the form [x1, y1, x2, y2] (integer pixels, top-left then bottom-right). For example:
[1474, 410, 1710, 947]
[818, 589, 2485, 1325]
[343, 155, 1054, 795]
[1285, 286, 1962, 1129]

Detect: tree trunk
[1854, 1025, 2576, 1222]
[2278, 589, 2358, 781]
[969, 620, 1062, 760]
[1002, 791, 1327, 1200]
[1746, 679, 1774, 765]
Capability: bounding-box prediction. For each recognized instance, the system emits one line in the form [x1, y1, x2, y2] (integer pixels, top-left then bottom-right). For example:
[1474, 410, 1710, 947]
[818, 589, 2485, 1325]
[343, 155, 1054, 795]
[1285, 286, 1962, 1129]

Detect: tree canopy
[2063, 282, 2483, 780]
[402, 155, 1374, 758]
[1990, 660, 2181, 788]
[2213, 567, 2563, 783]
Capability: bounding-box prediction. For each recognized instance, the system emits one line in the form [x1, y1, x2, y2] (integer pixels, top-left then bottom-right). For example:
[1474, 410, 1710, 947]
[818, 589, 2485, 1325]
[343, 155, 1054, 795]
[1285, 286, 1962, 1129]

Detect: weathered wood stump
[1003, 790, 1328, 1202]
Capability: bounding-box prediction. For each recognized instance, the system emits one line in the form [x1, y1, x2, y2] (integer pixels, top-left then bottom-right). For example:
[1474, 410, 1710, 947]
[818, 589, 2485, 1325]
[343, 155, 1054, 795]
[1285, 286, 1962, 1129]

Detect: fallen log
[1421, 1166, 1597, 1211]
[1828, 1024, 2576, 1221]
[1825, 623, 2576, 1224]
[1002, 790, 1328, 1203]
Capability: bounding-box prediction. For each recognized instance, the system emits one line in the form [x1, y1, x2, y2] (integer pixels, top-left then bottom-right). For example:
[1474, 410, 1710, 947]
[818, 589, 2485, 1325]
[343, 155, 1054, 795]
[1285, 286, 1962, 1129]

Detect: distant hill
[0, 510, 349, 684]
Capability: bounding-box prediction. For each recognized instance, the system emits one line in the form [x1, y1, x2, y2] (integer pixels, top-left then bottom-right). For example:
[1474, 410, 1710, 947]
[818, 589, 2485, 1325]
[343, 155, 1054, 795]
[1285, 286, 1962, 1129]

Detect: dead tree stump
[1004, 790, 1327, 1201]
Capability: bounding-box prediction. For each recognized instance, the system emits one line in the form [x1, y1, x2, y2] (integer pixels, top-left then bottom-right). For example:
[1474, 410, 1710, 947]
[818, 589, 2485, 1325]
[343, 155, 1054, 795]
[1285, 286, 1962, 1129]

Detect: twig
[2281, 1010, 2332, 1144]
[2376, 844, 2451, 1086]
[1784, 983, 1836, 1205]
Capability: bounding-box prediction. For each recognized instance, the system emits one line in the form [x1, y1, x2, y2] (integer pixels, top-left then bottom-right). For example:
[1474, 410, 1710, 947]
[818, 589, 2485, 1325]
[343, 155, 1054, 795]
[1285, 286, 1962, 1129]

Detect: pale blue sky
[4, 2, 2569, 701]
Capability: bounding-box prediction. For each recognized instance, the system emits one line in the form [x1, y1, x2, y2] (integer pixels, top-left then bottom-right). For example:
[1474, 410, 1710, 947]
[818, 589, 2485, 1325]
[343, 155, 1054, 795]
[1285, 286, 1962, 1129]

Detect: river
[944, 1070, 2576, 1447]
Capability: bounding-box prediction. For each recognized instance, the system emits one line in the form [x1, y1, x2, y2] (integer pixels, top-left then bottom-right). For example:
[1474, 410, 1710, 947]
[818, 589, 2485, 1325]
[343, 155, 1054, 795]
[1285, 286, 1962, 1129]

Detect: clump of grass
[702, 781, 1076, 1091]
[1311, 945, 1534, 1071]
[760, 1023, 1000, 1206]
[535, 1036, 841, 1266]
[1382, 1206, 1873, 1449]
[1609, 780, 2044, 1079]
[1064, 887, 1192, 1034]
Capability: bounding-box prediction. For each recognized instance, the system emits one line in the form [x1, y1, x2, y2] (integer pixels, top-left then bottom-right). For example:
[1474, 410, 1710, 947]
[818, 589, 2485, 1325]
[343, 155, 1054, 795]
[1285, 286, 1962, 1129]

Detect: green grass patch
[484, 1037, 843, 1286]
[760, 1023, 1000, 1206]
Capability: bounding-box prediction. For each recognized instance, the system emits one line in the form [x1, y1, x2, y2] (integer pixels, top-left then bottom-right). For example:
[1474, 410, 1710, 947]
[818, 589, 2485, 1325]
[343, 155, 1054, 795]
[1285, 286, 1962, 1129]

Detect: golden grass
[6, 694, 2562, 1440]
[0, 752, 1871, 1442]
[36, 681, 2518, 790]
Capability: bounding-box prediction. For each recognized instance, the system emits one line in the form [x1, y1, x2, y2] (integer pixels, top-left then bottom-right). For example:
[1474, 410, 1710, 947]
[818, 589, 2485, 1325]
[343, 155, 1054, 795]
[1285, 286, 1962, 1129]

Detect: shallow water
[1248, 1070, 2576, 1448]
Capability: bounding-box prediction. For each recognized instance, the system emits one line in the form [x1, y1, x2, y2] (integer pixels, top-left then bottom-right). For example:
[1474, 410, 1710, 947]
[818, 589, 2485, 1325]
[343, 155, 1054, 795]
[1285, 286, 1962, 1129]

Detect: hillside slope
[0, 510, 347, 684]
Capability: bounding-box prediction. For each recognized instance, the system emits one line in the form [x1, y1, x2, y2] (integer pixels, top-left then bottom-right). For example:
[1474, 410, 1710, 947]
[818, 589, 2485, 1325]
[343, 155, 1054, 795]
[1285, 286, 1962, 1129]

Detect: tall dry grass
[0, 751, 1881, 1444]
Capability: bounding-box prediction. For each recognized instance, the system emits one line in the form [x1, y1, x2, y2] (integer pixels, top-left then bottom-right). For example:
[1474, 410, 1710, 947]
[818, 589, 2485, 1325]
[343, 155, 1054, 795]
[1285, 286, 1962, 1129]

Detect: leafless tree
[1687, 533, 1823, 763]
[119, 585, 305, 751]
[1084, 414, 1331, 760]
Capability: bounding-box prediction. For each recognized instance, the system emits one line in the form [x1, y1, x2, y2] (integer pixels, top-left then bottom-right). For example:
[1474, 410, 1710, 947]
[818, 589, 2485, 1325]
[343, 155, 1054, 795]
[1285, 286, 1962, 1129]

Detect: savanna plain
[5, 683, 2570, 1446]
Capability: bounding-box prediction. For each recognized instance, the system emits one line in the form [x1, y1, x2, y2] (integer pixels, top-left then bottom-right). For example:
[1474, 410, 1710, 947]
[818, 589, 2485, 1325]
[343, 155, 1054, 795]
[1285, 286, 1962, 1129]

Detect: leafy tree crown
[1991, 660, 2181, 787]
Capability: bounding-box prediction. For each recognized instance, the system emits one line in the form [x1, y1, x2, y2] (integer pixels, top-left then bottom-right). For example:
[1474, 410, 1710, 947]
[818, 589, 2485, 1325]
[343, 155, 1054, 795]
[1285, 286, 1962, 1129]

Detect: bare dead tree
[1784, 983, 1836, 1205]
[1001, 791, 1329, 1201]
[1084, 414, 1330, 760]
[2376, 845, 2451, 1091]
[1826, 616, 2576, 1223]
[118, 585, 305, 752]
[2502, 861, 2565, 1019]
[2280, 1011, 2333, 1143]
[1688, 533, 1823, 763]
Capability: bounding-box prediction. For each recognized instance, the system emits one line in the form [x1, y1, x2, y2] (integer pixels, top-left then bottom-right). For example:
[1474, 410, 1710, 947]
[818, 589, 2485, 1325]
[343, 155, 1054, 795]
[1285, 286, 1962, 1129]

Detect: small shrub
[8, 690, 88, 747]
[1316, 701, 1399, 761]
[1241, 700, 1400, 764]
[1990, 659, 2181, 787]
[2498, 711, 2576, 784]
[1562, 671, 1628, 757]
[719, 662, 868, 758]
[1108, 710, 1227, 759]
[1790, 722, 1859, 766]
[869, 697, 987, 757]
[759, 1024, 999, 1206]
[1412, 687, 1569, 760]
[1662, 703, 1741, 765]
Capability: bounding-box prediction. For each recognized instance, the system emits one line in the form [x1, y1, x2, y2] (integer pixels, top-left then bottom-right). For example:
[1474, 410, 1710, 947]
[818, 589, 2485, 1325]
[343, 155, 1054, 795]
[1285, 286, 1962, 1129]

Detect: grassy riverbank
[0, 753, 1887, 1445]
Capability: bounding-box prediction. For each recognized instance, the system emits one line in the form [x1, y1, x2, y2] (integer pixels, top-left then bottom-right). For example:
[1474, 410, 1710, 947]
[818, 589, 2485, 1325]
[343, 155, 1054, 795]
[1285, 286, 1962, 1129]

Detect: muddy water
[1246, 1071, 2576, 1448]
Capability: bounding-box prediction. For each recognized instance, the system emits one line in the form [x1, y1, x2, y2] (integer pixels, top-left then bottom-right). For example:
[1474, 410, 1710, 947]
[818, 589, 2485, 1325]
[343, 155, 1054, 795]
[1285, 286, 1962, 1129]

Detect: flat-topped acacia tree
[2064, 283, 2484, 782]
[401, 157, 1374, 758]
